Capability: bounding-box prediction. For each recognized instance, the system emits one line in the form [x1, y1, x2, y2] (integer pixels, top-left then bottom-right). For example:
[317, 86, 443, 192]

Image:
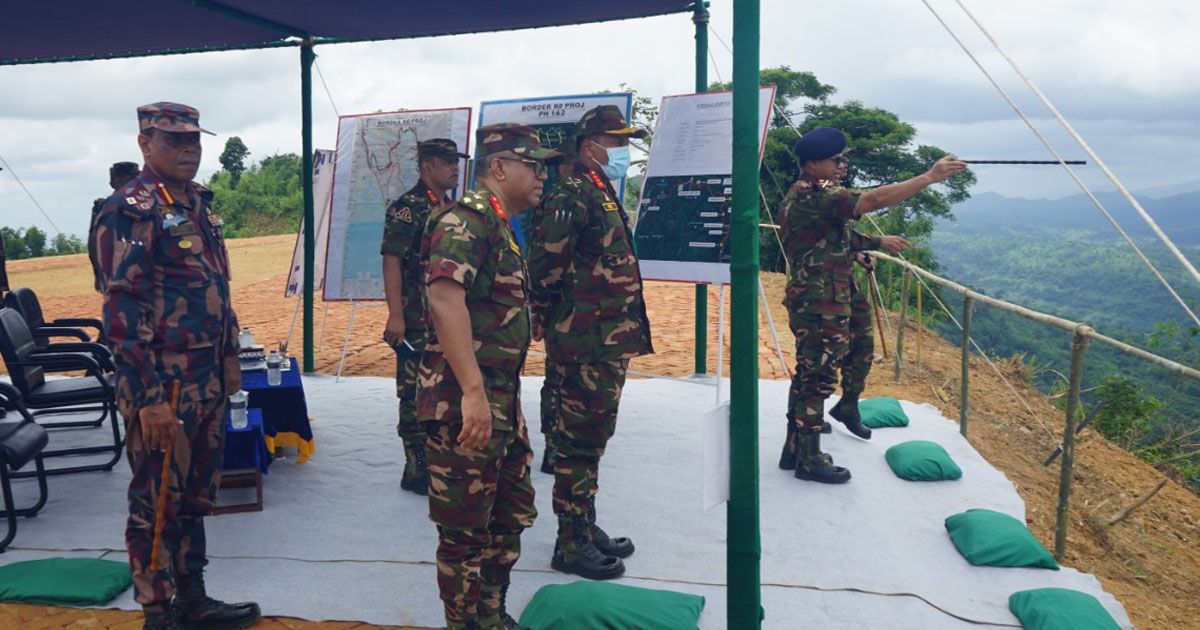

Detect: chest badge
[602, 201, 620, 212]
[178, 239, 193, 250]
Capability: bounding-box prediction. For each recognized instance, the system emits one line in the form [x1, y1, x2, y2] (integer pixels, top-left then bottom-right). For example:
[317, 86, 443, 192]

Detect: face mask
[593, 142, 631, 181]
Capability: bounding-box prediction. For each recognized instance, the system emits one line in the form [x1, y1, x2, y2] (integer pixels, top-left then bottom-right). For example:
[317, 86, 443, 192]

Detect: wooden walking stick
[868, 271, 889, 359]
[149, 381, 180, 572]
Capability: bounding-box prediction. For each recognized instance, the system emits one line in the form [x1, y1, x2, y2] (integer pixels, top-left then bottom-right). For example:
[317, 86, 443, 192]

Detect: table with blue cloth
[222, 407, 272, 474]
[241, 357, 315, 462]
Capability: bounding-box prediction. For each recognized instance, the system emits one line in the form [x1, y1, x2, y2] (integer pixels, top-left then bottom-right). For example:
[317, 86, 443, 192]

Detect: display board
[633, 87, 775, 285]
[285, 148, 335, 298]
[323, 107, 472, 300]
[475, 92, 632, 247]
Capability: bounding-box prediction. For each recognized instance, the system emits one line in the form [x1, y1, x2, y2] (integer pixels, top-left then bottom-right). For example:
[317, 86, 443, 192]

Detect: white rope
[313, 57, 340, 117]
[951, 0, 1200, 290]
[917, 0, 1200, 328]
[0, 153, 63, 235]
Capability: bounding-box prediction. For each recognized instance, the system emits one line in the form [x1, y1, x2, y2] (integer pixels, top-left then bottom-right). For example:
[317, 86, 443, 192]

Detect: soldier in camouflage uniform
[537, 142, 580, 476]
[96, 103, 260, 630]
[382, 138, 468, 495]
[91, 161, 141, 293]
[527, 105, 653, 581]
[780, 127, 964, 484]
[417, 123, 556, 630]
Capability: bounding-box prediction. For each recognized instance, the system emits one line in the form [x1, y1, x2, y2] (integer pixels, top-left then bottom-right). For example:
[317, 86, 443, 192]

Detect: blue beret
[793, 127, 847, 162]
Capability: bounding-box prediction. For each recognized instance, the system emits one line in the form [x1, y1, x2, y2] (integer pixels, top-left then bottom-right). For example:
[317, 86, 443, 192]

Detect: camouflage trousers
[840, 287, 875, 396]
[124, 394, 226, 606]
[393, 341, 424, 445]
[549, 359, 629, 519]
[426, 422, 537, 629]
[539, 359, 562, 446]
[788, 312, 851, 428]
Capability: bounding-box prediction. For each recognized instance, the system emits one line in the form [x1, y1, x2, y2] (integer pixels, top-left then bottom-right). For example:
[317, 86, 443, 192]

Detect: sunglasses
[160, 132, 202, 148]
[496, 156, 547, 177]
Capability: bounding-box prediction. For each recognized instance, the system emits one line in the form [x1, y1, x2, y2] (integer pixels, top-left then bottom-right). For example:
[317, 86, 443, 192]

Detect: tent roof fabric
[0, 0, 695, 65]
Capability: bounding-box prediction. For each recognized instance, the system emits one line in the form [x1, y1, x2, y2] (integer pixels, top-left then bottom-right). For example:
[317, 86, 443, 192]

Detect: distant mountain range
[942, 187, 1200, 245]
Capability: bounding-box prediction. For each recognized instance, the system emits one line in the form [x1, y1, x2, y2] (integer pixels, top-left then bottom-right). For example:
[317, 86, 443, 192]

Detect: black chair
[4, 287, 105, 345]
[0, 382, 49, 552]
[1, 292, 115, 429]
[0, 308, 122, 476]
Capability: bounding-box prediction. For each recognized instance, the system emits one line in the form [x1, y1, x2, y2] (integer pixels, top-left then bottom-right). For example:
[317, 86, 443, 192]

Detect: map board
[324, 107, 472, 300]
[475, 92, 633, 247]
[634, 87, 775, 285]
[285, 148, 334, 298]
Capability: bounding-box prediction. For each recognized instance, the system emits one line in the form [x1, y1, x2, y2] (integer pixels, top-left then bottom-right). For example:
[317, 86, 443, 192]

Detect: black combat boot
[551, 516, 625, 580]
[587, 497, 634, 558]
[793, 427, 851, 484]
[498, 584, 522, 629]
[539, 448, 555, 475]
[173, 572, 261, 630]
[479, 582, 522, 630]
[779, 423, 798, 470]
[829, 394, 872, 439]
[400, 440, 430, 495]
[143, 606, 184, 630]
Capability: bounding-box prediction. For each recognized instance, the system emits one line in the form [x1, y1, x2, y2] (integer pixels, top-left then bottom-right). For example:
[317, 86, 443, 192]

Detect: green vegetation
[1, 226, 85, 259]
[206, 151, 304, 238]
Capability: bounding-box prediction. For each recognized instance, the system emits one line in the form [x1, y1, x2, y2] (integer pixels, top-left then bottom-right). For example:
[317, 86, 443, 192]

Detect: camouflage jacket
[849, 228, 881, 253]
[417, 187, 530, 430]
[88, 197, 107, 292]
[527, 164, 653, 364]
[96, 167, 240, 416]
[381, 180, 448, 335]
[779, 176, 866, 317]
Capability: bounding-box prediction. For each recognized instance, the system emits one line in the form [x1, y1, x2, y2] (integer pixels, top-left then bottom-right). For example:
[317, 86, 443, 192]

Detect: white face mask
[591, 140, 631, 180]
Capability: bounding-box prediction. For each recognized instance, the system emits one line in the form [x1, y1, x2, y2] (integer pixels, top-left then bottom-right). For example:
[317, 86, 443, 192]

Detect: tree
[23, 226, 47, 258]
[207, 152, 303, 237]
[219, 136, 251, 187]
[1, 227, 29, 260]
[50, 232, 85, 255]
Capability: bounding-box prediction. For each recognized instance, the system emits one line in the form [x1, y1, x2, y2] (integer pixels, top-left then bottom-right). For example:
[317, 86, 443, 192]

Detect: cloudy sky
[1, 0, 1197, 239]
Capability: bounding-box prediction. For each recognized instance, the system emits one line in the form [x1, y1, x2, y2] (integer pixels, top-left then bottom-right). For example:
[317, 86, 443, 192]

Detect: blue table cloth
[241, 357, 314, 461]
[223, 407, 272, 474]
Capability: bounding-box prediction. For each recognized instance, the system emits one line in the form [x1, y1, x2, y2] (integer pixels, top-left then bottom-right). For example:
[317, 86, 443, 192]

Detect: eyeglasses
[160, 132, 201, 148]
[496, 156, 547, 177]
[828, 155, 849, 166]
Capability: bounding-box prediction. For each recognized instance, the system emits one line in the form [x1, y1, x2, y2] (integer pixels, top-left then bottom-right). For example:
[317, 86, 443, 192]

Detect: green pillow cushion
[858, 397, 909, 428]
[0, 557, 132, 605]
[944, 509, 1058, 570]
[885, 440, 963, 481]
[519, 581, 705, 630]
[1008, 588, 1121, 630]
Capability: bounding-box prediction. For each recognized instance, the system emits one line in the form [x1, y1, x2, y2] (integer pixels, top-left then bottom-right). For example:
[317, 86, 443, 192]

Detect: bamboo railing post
[1054, 326, 1091, 560]
[960, 294, 974, 436]
[894, 268, 912, 382]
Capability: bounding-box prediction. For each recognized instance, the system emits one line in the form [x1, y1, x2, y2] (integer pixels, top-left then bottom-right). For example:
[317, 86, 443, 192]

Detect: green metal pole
[301, 42, 316, 373]
[729, 0, 762, 627]
[693, 2, 710, 375]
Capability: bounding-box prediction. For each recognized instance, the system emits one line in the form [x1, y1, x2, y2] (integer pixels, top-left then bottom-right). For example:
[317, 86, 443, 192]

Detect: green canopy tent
[0, 2, 763, 625]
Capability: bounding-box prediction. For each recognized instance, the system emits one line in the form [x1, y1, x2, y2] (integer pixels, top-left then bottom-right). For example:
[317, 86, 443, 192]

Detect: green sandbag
[519, 581, 705, 630]
[1009, 588, 1122, 630]
[0, 557, 132, 605]
[944, 509, 1059, 570]
[885, 440, 963, 481]
[858, 397, 909, 428]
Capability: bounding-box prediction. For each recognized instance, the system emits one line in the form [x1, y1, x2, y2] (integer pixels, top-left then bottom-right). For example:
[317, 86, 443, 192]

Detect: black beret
[793, 127, 847, 162]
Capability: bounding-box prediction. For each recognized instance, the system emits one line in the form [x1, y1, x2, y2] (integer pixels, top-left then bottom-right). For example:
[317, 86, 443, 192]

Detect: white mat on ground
[1, 376, 1131, 628]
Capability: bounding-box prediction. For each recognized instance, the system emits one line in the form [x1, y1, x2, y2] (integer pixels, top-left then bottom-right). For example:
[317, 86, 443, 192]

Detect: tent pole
[301, 41, 316, 373]
[693, 1, 710, 375]
[729, 0, 762, 627]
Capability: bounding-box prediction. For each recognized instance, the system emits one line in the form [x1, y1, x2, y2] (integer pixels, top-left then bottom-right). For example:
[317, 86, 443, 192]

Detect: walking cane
[868, 271, 889, 359]
[149, 382, 180, 572]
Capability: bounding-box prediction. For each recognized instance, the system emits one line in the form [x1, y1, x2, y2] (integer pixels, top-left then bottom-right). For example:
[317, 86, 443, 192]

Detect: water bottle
[238, 327, 256, 350]
[229, 390, 248, 429]
[267, 350, 283, 386]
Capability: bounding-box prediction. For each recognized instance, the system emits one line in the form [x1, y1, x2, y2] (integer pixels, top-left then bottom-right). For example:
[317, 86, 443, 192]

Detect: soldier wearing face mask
[526, 105, 654, 581]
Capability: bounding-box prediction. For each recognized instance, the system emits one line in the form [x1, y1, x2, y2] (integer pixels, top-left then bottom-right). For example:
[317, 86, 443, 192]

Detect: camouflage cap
[476, 123, 559, 161]
[136, 102, 214, 135]
[418, 138, 469, 161]
[576, 105, 648, 140]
